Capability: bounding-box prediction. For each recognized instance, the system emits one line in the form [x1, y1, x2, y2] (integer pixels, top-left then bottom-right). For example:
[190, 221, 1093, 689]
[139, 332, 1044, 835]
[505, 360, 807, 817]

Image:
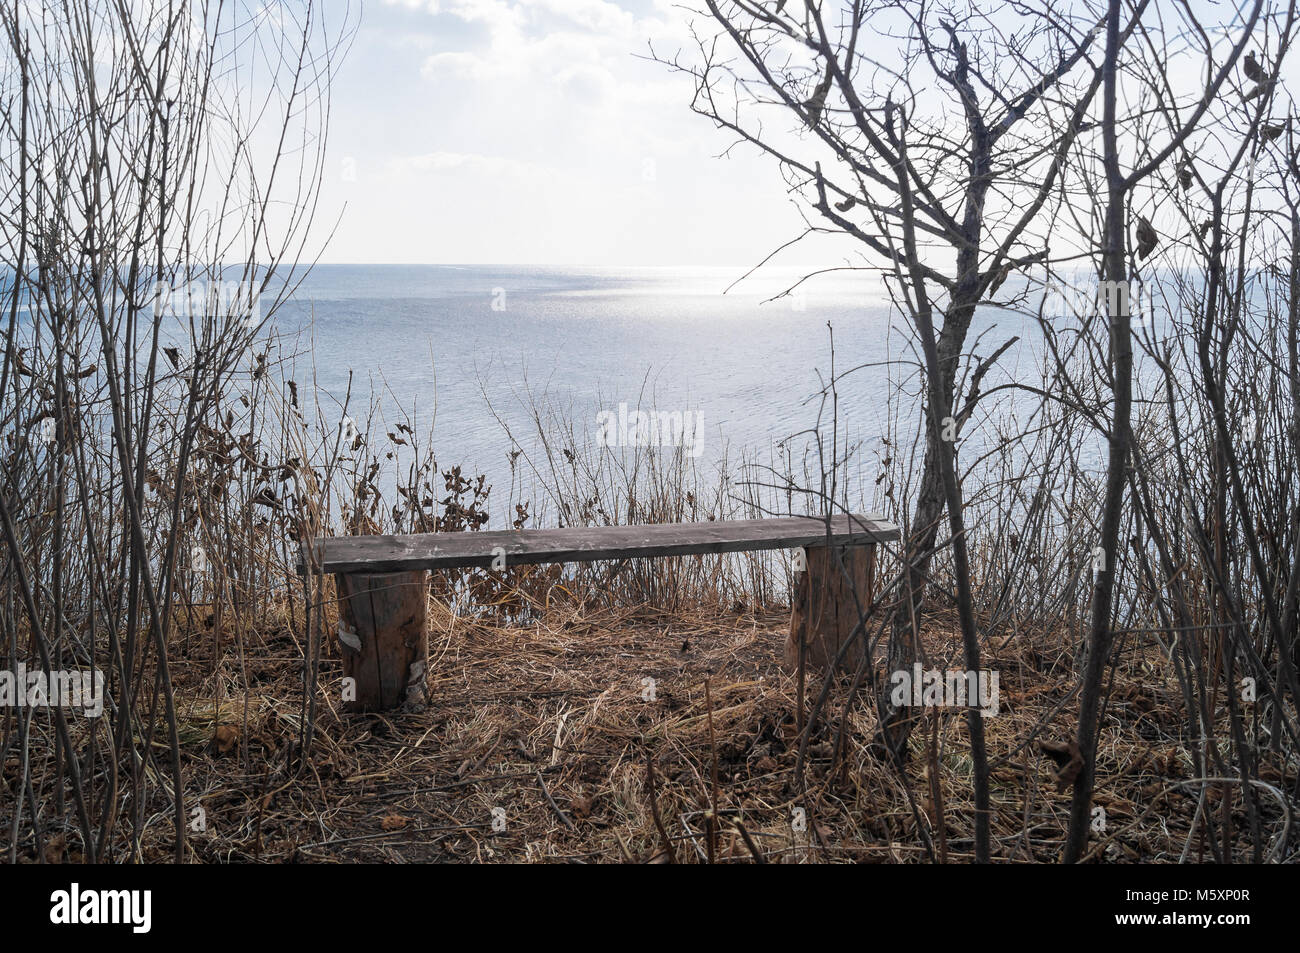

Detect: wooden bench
[299, 514, 899, 711]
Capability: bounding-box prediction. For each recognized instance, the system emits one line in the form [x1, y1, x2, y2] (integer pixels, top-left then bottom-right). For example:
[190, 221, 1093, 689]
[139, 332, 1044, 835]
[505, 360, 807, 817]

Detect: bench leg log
[335, 570, 430, 712]
[785, 543, 877, 673]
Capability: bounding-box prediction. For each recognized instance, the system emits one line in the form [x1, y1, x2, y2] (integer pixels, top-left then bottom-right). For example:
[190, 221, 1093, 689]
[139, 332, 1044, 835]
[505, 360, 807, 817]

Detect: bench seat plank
[301, 514, 898, 574]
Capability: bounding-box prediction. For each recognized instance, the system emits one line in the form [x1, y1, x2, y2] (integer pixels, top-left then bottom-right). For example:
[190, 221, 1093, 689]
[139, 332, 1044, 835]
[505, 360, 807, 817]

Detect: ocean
[267, 264, 1047, 518]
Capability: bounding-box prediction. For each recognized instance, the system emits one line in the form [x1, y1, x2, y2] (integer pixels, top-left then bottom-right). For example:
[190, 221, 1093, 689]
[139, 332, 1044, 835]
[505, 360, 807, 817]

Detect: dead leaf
[1157, 748, 1185, 778]
[988, 261, 1013, 296]
[1136, 215, 1158, 261]
[43, 833, 67, 864]
[803, 63, 833, 126]
[1093, 793, 1137, 817]
[1039, 738, 1083, 793]
[380, 814, 412, 831]
[214, 724, 239, 755]
[1244, 51, 1266, 83]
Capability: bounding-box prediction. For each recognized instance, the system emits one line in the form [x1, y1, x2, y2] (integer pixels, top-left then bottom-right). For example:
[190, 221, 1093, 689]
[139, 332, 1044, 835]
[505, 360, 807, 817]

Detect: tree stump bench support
[785, 543, 878, 672]
[334, 570, 429, 713]
[299, 514, 898, 711]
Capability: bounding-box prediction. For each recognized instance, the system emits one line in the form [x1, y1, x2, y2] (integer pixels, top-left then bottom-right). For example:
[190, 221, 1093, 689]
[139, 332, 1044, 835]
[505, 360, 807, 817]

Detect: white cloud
[520, 0, 636, 33]
[388, 150, 541, 177]
[409, 0, 525, 28]
[321, 0, 813, 264]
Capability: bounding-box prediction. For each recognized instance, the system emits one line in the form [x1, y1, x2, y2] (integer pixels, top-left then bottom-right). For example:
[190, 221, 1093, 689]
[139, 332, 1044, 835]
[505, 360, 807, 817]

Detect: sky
[314, 0, 817, 266]
[309, 0, 1296, 269]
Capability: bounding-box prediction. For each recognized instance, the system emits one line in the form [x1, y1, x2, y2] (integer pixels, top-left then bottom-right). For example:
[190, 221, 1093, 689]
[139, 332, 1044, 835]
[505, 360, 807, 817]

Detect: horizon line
[301, 261, 852, 269]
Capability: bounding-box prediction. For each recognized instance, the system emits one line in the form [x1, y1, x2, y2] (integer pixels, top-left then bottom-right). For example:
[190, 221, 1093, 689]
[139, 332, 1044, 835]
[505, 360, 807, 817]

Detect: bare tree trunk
[1063, 0, 1129, 859]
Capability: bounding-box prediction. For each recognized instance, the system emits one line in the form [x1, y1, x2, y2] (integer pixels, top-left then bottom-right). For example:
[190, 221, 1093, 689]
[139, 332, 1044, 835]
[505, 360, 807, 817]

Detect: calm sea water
[268, 264, 1046, 515]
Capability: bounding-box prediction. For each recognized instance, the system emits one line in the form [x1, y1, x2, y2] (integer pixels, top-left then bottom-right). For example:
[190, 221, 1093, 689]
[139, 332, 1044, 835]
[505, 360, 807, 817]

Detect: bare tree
[659, 0, 1128, 860]
[662, 0, 1300, 863]
[0, 0, 350, 861]
[1062, 0, 1284, 861]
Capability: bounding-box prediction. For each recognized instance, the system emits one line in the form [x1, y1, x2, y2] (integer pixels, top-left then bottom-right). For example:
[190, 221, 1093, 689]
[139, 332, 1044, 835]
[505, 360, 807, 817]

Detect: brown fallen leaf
[1039, 738, 1074, 768]
[380, 814, 412, 831]
[1093, 792, 1137, 817]
[43, 833, 67, 864]
[214, 724, 239, 755]
[569, 795, 594, 820]
[1156, 747, 1185, 778]
[1039, 738, 1083, 793]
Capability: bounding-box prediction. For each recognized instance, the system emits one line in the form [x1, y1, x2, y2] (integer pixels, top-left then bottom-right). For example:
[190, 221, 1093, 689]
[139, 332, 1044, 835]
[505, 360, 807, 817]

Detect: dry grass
[62, 588, 1291, 864]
